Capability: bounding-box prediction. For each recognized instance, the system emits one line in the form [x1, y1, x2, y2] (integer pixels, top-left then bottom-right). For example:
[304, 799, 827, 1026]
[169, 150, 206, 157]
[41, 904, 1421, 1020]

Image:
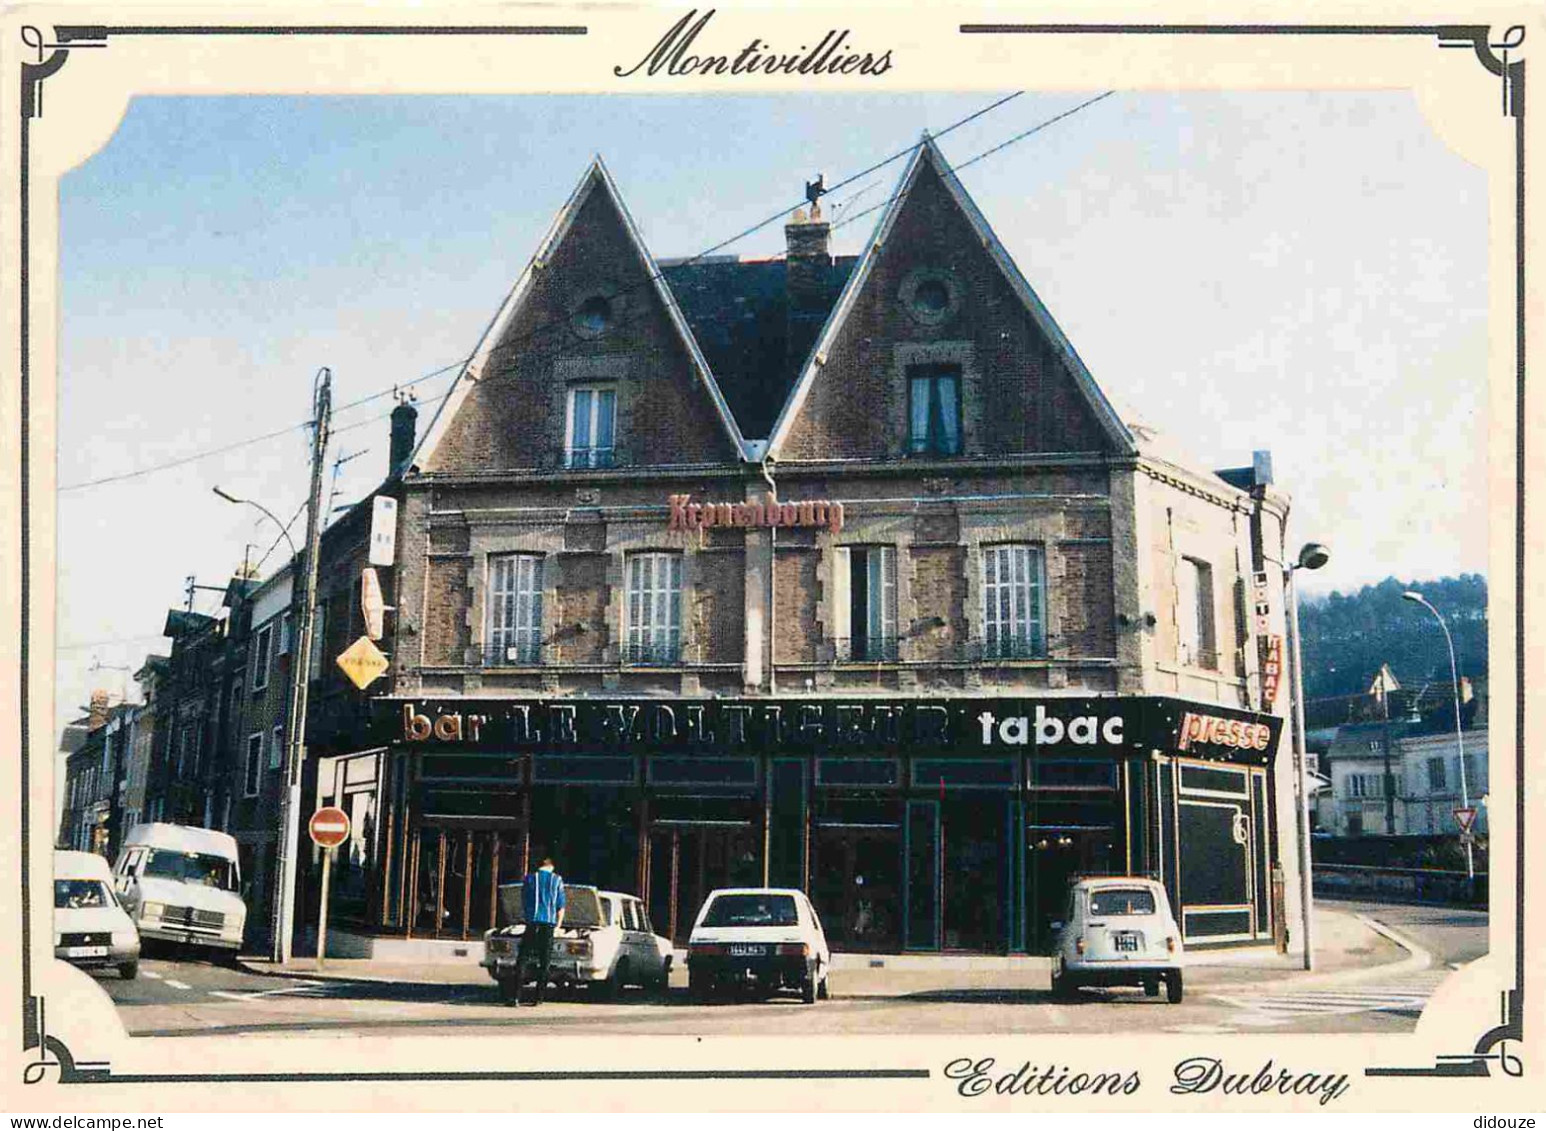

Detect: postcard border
[13, 16, 1528, 1088]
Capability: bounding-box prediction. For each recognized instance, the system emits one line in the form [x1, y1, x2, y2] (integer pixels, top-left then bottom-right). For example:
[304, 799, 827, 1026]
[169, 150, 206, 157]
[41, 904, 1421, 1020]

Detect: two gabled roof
[413, 138, 1135, 470]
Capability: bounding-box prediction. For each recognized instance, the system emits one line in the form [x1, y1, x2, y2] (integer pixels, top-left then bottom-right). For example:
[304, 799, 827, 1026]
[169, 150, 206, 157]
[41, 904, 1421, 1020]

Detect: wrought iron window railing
[480, 641, 544, 667]
[833, 636, 901, 663]
[975, 634, 1047, 662]
[622, 639, 683, 666]
[566, 447, 618, 470]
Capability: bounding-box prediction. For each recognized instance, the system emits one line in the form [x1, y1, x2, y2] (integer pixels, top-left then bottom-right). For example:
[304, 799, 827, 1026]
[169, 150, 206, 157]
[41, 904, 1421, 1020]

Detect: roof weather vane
[805, 174, 826, 218]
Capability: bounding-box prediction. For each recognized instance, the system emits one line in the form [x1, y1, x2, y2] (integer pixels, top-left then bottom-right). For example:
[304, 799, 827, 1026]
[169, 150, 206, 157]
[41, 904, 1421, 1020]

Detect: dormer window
[907, 363, 961, 456]
[567, 385, 617, 468]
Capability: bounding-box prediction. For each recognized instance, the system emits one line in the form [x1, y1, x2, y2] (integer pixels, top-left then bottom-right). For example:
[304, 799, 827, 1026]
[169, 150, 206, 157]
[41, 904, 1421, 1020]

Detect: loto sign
[669, 493, 843, 535]
[337, 635, 390, 691]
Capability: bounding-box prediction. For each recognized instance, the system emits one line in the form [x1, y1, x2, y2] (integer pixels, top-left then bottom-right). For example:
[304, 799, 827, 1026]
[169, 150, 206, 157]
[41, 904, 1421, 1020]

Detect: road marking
[206, 981, 326, 1003]
[1211, 970, 1449, 1023]
[164, 980, 192, 990]
[141, 970, 162, 980]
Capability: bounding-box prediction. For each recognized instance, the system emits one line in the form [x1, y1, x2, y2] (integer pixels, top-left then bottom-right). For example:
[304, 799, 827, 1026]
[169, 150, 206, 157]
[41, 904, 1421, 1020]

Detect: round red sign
[309, 806, 352, 849]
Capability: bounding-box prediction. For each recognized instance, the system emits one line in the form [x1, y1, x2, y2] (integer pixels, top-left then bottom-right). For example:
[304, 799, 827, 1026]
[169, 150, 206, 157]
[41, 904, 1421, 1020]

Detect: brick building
[57, 691, 115, 854]
[303, 141, 1305, 957]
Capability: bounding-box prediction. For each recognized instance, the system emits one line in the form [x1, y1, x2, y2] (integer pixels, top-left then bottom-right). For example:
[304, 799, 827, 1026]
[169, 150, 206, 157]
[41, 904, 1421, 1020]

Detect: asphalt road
[1318, 898, 1490, 967]
[89, 903, 1487, 1038]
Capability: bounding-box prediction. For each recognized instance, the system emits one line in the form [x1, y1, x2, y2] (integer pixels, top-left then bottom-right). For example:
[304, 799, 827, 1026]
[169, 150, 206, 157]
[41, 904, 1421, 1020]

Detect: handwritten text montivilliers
[616, 9, 894, 79]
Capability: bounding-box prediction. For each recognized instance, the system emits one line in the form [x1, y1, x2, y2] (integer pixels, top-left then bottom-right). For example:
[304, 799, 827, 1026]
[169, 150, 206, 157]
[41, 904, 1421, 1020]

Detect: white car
[1051, 876, 1184, 1002]
[481, 884, 672, 1001]
[686, 888, 831, 1004]
[55, 850, 141, 980]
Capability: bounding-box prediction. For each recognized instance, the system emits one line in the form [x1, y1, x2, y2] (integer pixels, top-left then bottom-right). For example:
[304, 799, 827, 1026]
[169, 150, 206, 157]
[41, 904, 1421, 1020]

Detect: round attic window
[571, 293, 614, 339]
[913, 279, 950, 316]
[900, 270, 960, 327]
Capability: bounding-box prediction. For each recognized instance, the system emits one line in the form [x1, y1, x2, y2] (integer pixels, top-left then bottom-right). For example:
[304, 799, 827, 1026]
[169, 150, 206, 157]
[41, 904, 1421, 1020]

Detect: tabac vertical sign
[1252, 571, 1281, 711]
[369, 496, 398, 567]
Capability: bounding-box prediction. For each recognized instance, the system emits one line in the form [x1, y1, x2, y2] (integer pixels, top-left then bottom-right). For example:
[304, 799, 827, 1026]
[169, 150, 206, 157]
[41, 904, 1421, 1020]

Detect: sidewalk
[239, 905, 1425, 998]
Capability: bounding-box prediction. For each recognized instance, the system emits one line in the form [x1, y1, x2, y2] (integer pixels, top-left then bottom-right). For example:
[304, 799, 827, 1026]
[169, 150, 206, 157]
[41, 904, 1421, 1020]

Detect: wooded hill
[1298, 574, 1488, 703]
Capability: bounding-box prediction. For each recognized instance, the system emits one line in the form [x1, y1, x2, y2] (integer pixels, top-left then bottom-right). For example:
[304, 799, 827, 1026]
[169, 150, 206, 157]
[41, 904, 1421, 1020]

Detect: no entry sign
[309, 806, 352, 849]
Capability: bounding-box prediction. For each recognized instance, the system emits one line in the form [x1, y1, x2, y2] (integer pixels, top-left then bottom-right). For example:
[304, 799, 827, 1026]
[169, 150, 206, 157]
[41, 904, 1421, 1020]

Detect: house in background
[1312, 664, 1486, 842]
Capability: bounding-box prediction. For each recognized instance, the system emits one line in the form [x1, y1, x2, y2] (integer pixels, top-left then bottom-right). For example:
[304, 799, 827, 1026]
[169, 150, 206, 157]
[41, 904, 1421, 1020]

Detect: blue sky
[56, 91, 1488, 730]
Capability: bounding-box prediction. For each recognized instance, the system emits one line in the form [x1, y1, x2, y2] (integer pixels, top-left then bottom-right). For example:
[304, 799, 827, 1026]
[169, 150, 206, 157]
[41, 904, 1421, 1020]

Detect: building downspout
[761, 456, 778, 696]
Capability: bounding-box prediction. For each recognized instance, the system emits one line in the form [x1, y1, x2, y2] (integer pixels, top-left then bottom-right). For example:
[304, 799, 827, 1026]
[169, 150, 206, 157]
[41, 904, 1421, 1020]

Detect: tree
[1299, 574, 1487, 701]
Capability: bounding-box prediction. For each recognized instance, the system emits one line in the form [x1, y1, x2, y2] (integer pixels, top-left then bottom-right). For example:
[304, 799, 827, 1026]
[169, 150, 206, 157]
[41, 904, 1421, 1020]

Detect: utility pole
[271, 367, 332, 964]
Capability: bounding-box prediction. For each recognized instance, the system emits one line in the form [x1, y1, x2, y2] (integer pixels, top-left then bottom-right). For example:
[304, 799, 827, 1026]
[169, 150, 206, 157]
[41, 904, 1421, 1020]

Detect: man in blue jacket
[513, 856, 566, 1007]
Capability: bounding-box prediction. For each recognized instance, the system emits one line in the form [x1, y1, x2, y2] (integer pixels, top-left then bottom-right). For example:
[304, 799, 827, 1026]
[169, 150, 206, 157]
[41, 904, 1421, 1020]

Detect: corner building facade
[357, 141, 1298, 954]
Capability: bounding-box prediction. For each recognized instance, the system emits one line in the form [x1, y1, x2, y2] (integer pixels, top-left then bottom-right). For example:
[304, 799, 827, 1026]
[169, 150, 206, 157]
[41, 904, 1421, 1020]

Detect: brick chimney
[785, 201, 833, 370]
[86, 689, 112, 731]
[389, 396, 418, 479]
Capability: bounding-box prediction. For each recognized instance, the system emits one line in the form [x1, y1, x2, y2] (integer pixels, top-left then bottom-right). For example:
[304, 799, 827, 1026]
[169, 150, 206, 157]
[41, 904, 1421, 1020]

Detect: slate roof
[660, 254, 858, 441]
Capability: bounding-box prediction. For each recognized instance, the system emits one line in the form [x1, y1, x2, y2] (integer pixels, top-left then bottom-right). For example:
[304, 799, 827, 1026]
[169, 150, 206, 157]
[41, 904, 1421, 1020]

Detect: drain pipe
[760, 455, 778, 695]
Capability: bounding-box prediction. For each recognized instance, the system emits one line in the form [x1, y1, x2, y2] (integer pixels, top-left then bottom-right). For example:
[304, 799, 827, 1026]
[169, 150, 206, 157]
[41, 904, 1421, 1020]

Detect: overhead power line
[832, 91, 1117, 232]
[58, 90, 1091, 496]
[57, 358, 466, 493]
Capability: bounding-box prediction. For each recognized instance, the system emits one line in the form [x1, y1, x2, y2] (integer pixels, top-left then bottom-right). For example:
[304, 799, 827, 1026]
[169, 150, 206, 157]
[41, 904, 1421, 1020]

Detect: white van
[55, 850, 141, 980]
[112, 824, 247, 955]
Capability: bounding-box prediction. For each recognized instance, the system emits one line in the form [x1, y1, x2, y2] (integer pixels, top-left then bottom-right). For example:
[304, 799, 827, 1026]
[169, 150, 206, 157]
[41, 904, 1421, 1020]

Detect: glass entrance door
[811, 827, 902, 952]
[646, 825, 759, 943]
[408, 826, 523, 939]
[941, 797, 1008, 952]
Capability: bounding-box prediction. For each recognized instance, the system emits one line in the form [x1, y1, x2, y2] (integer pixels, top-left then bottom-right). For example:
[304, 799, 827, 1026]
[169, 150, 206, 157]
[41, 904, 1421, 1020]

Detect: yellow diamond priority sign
[336, 635, 390, 690]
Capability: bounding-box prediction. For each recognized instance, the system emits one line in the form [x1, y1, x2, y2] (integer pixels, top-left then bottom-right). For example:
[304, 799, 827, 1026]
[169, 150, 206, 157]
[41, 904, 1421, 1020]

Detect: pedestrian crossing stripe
[1212, 978, 1442, 1018]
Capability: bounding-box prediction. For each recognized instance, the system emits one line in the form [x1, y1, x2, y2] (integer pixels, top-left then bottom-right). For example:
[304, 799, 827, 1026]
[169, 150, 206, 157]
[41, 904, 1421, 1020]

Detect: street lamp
[213, 486, 298, 557]
[1268, 540, 1330, 971]
[211, 368, 330, 964]
[1401, 591, 1475, 888]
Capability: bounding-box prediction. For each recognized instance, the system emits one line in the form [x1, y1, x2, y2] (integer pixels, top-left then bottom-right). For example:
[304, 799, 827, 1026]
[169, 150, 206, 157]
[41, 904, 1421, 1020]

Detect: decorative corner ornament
[1438, 24, 1526, 117]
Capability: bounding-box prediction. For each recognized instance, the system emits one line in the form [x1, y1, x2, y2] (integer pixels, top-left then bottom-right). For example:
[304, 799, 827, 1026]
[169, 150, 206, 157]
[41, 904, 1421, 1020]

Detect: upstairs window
[251, 623, 273, 691]
[567, 385, 617, 469]
[625, 553, 682, 665]
[1427, 757, 1447, 792]
[270, 724, 285, 771]
[308, 600, 327, 683]
[488, 554, 544, 665]
[907, 363, 961, 456]
[982, 544, 1046, 660]
[832, 546, 897, 661]
[1177, 556, 1217, 669]
[244, 733, 263, 797]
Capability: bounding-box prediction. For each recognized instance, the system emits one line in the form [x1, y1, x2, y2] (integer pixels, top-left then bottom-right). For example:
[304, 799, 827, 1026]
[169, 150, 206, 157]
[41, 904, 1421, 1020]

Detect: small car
[686, 887, 831, 1004]
[481, 883, 672, 1001]
[1050, 876, 1184, 1003]
[55, 850, 141, 980]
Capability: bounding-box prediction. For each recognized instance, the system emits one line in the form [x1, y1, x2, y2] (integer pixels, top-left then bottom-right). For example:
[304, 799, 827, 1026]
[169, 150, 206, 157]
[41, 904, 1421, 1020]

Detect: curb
[237, 913, 1433, 996]
[1193, 913, 1433, 997]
